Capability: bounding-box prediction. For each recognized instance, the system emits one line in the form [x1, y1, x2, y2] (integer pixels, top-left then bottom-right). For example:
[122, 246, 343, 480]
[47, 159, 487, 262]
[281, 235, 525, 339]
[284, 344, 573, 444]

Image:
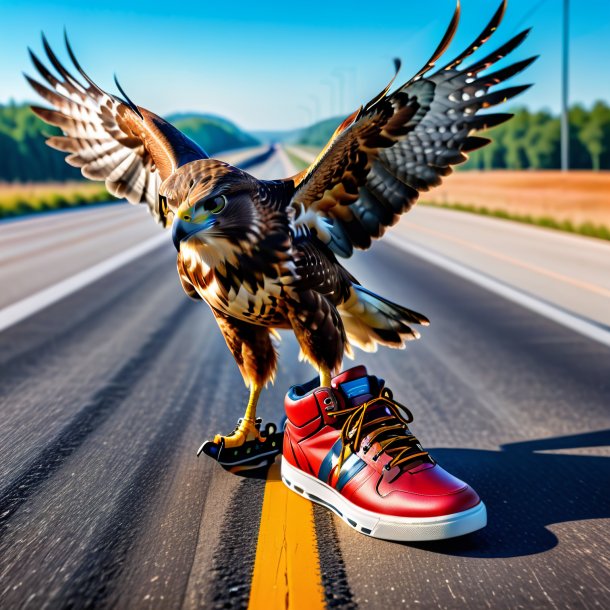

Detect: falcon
[26, 0, 534, 460]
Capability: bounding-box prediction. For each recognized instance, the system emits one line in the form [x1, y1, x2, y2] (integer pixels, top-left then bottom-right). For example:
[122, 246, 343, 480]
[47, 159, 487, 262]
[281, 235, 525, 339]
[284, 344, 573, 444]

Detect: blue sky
[0, 0, 608, 130]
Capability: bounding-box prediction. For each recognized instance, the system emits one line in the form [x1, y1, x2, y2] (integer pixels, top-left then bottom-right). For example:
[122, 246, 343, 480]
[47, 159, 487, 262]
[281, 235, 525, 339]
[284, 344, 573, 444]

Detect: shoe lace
[328, 387, 431, 474]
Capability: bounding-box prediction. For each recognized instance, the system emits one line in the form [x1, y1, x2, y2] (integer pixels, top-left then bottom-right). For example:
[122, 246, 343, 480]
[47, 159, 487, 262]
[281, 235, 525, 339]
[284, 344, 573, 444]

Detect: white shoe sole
[281, 458, 487, 541]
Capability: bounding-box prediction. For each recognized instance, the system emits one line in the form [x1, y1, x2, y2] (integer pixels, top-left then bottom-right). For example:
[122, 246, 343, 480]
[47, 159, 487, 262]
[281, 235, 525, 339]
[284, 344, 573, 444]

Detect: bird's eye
[200, 194, 227, 214]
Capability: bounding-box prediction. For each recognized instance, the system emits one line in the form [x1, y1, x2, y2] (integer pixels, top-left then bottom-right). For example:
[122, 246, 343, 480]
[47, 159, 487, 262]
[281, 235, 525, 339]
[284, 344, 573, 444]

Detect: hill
[166, 112, 259, 154]
[251, 127, 303, 144]
[295, 116, 345, 148]
[0, 104, 260, 183]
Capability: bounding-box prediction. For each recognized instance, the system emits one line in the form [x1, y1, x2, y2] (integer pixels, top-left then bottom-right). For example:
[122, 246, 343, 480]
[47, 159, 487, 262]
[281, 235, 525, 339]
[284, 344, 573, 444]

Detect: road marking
[0, 150, 288, 335]
[385, 233, 610, 349]
[275, 145, 302, 177]
[285, 146, 317, 164]
[0, 214, 147, 267]
[403, 221, 610, 299]
[248, 462, 325, 610]
[0, 233, 169, 333]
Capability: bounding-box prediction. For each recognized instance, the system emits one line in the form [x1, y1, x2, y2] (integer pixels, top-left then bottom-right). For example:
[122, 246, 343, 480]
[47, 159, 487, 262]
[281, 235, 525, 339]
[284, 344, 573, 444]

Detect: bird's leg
[319, 364, 332, 388]
[288, 297, 343, 389]
[214, 382, 264, 448]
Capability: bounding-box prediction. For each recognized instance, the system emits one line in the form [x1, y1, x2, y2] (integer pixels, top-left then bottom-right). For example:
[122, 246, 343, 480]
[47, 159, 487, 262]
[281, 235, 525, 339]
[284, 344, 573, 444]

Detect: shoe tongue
[331, 366, 378, 406]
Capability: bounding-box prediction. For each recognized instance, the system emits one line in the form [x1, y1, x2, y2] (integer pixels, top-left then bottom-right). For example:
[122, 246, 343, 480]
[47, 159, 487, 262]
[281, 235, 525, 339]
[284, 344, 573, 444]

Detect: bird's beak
[172, 217, 200, 251]
[172, 213, 216, 251]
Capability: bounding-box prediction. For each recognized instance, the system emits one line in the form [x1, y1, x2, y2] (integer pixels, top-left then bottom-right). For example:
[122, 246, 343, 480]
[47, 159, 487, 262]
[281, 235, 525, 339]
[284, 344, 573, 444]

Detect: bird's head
[160, 160, 259, 255]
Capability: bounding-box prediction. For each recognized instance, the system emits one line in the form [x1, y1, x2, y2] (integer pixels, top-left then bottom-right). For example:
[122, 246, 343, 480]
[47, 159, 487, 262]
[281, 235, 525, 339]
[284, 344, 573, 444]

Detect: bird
[26, 0, 534, 457]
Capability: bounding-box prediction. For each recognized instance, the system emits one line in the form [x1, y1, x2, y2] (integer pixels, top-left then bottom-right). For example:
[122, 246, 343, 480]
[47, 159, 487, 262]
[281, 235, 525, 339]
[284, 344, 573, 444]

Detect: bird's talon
[213, 417, 263, 448]
[198, 419, 284, 475]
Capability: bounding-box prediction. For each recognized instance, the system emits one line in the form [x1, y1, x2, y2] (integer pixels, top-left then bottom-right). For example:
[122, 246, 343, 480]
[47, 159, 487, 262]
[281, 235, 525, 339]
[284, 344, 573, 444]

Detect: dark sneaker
[281, 365, 486, 541]
[198, 419, 283, 475]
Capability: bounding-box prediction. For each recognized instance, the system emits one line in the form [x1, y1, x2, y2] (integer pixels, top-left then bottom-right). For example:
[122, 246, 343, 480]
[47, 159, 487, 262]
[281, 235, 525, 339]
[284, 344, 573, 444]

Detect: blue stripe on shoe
[317, 438, 343, 484]
[335, 454, 367, 492]
[339, 377, 371, 400]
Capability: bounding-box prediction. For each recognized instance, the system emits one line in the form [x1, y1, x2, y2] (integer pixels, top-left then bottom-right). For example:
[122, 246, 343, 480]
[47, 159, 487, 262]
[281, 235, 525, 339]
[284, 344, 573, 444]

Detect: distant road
[392, 206, 610, 328]
[0, 147, 608, 609]
[287, 145, 610, 334]
[0, 145, 286, 312]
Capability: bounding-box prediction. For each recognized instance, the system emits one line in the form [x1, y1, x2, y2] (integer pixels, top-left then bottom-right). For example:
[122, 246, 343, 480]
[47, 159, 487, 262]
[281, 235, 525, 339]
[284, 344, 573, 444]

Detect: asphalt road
[288, 145, 610, 329]
[0, 150, 609, 609]
[394, 206, 610, 328]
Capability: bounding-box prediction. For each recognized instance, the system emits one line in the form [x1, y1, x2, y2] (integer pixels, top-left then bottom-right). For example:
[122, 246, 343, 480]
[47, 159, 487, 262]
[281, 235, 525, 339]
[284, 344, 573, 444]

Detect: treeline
[0, 103, 260, 183]
[465, 102, 610, 171]
[0, 102, 80, 182]
[296, 102, 610, 171]
[295, 116, 344, 149]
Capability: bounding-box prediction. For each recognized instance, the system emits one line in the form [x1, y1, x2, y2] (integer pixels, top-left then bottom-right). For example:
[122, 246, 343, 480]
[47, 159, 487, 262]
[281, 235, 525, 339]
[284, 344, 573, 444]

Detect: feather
[438, 0, 507, 72]
[289, 0, 533, 258]
[27, 35, 208, 220]
[411, 0, 461, 81]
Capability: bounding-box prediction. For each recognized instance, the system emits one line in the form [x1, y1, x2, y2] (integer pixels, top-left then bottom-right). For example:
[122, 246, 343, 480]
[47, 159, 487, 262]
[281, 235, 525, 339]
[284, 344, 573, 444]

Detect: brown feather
[288, 0, 534, 258]
[26, 36, 208, 225]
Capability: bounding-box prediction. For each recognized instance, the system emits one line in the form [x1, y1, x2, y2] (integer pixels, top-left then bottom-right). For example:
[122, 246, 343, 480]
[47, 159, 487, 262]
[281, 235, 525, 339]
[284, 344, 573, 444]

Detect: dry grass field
[0, 182, 111, 218]
[1, 169, 609, 240]
[289, 145, 610, 240]
[423, 170, 610, 227]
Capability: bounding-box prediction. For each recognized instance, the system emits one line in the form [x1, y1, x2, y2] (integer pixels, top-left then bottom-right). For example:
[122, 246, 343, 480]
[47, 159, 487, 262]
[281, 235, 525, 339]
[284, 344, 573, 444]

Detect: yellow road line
[403, 221, 610, 299]
[248, 462, 325, 610]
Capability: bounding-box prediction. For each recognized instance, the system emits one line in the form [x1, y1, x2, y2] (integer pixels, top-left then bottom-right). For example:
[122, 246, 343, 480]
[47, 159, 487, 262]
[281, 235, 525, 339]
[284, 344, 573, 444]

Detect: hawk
[27, 0, 533, 458]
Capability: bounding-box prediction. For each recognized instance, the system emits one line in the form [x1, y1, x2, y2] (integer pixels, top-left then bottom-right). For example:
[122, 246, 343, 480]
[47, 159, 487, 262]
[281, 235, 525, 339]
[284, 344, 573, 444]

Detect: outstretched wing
[288, 0, 536, 257]
[26, 34, 208, 227]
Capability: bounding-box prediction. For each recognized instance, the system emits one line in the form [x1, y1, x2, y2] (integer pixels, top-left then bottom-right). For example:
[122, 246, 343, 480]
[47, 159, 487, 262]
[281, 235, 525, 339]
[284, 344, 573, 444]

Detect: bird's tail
[339, 284, 429, 355]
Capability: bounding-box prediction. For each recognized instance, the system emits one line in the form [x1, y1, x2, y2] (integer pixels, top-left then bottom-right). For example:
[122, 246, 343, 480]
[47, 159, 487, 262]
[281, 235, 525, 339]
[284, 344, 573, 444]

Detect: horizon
[1, 0, 609, 131]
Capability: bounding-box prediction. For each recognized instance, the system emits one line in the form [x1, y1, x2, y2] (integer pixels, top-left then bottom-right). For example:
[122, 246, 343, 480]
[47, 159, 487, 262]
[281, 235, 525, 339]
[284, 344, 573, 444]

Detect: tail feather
[339, 284, 429, 352]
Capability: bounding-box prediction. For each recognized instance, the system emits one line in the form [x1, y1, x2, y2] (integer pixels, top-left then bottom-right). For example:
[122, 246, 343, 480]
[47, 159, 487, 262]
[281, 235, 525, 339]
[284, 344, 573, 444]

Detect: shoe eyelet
[323, 396, 334, 406]
[362, 445, 370, 454]
[384, 464, 391, 471]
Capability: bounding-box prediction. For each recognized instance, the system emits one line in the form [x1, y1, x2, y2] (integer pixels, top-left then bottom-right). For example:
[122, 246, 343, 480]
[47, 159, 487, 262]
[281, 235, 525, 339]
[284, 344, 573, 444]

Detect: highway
[0, 148, 609, 609]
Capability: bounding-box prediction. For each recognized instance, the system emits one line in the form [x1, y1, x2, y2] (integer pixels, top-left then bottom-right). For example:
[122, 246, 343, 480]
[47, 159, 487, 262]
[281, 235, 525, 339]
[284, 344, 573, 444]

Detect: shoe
[281, 365, 486, 541]
[197, 419, 284, 475]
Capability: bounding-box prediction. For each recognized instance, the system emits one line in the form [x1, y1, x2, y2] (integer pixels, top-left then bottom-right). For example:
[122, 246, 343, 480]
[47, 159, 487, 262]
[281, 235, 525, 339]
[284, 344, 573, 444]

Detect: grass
[420, 200, 610, 242]
[284, 148, 310, 171]
[0, 182, 114, 220]
[282, 152, 610, 243]
[4, 168, 609, 245]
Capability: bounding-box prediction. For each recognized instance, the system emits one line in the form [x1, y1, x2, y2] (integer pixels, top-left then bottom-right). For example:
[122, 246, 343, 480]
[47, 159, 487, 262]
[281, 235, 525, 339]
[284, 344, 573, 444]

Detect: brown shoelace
[328, 387, 431, 473]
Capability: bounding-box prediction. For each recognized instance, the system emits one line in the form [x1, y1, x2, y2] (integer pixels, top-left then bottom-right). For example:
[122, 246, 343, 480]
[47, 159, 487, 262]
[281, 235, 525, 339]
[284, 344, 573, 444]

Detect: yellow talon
[213, 382, 264, 448]
[214, 417, 263, 448]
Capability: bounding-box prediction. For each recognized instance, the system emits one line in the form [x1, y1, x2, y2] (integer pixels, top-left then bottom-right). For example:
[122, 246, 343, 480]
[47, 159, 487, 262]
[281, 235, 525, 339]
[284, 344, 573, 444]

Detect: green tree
[581, 120, 604, 170]
[580, 101, 610, 171]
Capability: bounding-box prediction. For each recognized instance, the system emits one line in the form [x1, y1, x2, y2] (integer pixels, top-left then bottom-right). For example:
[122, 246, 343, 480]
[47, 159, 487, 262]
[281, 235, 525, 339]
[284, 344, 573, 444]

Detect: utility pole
[332, 69, 347, 116]
[297, 105, 312, 126]
[561, 0, 570, 171]
[307, 95, 320, 124]
[321, 80, 336, 116]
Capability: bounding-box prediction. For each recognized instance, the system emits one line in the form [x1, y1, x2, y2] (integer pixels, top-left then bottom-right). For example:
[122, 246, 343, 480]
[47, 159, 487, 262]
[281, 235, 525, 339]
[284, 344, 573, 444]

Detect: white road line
[4, 151, 609, 351]
[275, 146, 299, 177]
[385, 233, 610, 350]
[0, 232, 169, 333]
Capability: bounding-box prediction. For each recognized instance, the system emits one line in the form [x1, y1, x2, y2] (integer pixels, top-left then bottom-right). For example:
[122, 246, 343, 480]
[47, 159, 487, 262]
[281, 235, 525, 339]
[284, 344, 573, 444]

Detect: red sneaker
[281, 365, 486, 541]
